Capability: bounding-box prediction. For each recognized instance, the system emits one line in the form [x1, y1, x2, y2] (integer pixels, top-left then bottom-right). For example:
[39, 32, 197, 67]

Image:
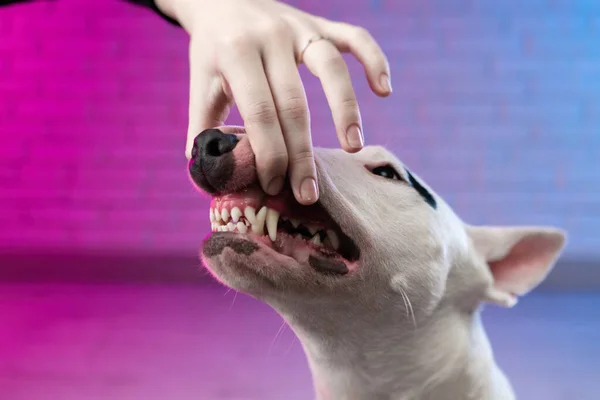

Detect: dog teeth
[266, 208, 280, 242]
[221, 208, 230, 223]
[310, 234, 321, 246]
[253, 206, 268, 235]
[210, 204, 338, 250]
[237, 221, 248, 233]
[326, 230, 340, 250]
[231, 207, 242, 223]
[307, 225, 319, 236]
[244, 206, 256, 224]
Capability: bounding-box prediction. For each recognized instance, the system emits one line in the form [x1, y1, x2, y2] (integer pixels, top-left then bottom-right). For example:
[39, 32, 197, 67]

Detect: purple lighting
[0, 0, 598, 399]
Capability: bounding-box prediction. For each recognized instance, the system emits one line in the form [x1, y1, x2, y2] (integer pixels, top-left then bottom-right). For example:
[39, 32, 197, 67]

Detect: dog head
[189, 127, 566, 328]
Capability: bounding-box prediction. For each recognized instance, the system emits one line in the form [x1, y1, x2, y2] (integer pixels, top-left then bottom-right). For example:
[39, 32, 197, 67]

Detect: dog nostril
[205, 134, 239, 157]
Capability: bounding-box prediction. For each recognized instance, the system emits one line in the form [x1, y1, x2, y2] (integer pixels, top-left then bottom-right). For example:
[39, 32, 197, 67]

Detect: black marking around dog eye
[308, 255, 349, 276]
[371, 165, 402, 181]
[405, 169, 437, 209]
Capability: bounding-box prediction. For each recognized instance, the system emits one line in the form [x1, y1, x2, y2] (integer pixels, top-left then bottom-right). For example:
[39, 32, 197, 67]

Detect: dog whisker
[284, 334, 297, 356]
[228, 291, 238, 311]
[399, 288, 417, 328]
[268, 320, 288, 355]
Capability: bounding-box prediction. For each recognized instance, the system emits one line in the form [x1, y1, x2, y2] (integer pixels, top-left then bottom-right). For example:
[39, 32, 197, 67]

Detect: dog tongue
[269, 232, 346, 266]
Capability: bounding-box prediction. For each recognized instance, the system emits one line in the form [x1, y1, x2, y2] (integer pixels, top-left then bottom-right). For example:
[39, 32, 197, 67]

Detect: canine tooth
[290, 219, 300, 228]
[231, 207, 242, 223]
[209, 208, 215, 222]
[326, 230, 340, 250]
[221, 208, 230, 222]
[244, 206, 256, 224]
[311, 235, 322, 246]
[237, 221, 248, 233]
[252, 206, 268, 235]
[214, 208, 221, 222]
[266, 208, 280, 242]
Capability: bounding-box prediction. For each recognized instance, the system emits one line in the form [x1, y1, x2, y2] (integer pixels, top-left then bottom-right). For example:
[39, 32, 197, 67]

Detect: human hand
[157, 0, 392, 205]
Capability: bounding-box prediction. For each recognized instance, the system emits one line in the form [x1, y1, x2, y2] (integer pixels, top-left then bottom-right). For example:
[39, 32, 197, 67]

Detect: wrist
[156, 0, 283, 34]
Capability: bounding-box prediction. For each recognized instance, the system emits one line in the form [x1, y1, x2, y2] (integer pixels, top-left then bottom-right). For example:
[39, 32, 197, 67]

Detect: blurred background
[0, 0, 598, 399]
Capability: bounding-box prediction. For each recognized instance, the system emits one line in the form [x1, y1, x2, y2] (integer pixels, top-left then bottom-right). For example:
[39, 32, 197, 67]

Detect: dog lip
[308, 254, 349, 276]
[202, 233, 259, 257]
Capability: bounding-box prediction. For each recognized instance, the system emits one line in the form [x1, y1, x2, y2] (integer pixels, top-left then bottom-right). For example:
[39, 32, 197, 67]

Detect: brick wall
[1, 0, 598, 264]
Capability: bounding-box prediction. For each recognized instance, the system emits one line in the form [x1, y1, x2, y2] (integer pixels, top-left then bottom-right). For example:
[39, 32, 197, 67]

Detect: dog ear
[466, 225, 567, 308]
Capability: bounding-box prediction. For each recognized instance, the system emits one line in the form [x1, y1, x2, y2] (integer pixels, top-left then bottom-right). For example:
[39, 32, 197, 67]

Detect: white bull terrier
[188, 127, 567, 400]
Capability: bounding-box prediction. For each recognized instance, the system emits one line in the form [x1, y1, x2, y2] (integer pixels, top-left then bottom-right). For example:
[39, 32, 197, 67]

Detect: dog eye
[371, 165, 402, 181]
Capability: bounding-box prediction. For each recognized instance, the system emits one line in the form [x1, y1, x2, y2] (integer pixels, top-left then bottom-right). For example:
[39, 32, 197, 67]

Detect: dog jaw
[197, 166, 363, 301]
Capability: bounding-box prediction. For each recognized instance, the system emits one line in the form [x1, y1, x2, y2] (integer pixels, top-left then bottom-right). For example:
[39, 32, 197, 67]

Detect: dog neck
[279, 303, 515, 400]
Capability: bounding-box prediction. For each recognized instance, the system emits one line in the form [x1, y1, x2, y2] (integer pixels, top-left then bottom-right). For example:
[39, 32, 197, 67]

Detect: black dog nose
[189, 129, 240, 193]
[191, 128, 239, 160]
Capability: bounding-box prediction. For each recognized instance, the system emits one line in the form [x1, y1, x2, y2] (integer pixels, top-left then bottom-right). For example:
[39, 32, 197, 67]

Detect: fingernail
[346, 124, 364, 149]
[380, 73, 392, 93]
[300, 178, 318, 203]
[266, 175, 284, 195]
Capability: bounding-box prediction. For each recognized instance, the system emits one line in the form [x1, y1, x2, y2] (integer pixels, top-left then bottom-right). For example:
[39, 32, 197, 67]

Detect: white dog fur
[194, 137, 567, 400]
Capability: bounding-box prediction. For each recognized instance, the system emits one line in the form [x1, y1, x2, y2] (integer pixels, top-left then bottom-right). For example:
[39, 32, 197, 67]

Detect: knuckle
[352, 26, 372, 41]
[323, 53, 345, 70]
[220, 33, 254, 53]
[260, 18, 290, 37]
[279, 91, 308, 122]
[289, 149, 315, 166]
[246, 101, 278, 125]
[336, 97, 361, 124]
[340, 97, 360, 112]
